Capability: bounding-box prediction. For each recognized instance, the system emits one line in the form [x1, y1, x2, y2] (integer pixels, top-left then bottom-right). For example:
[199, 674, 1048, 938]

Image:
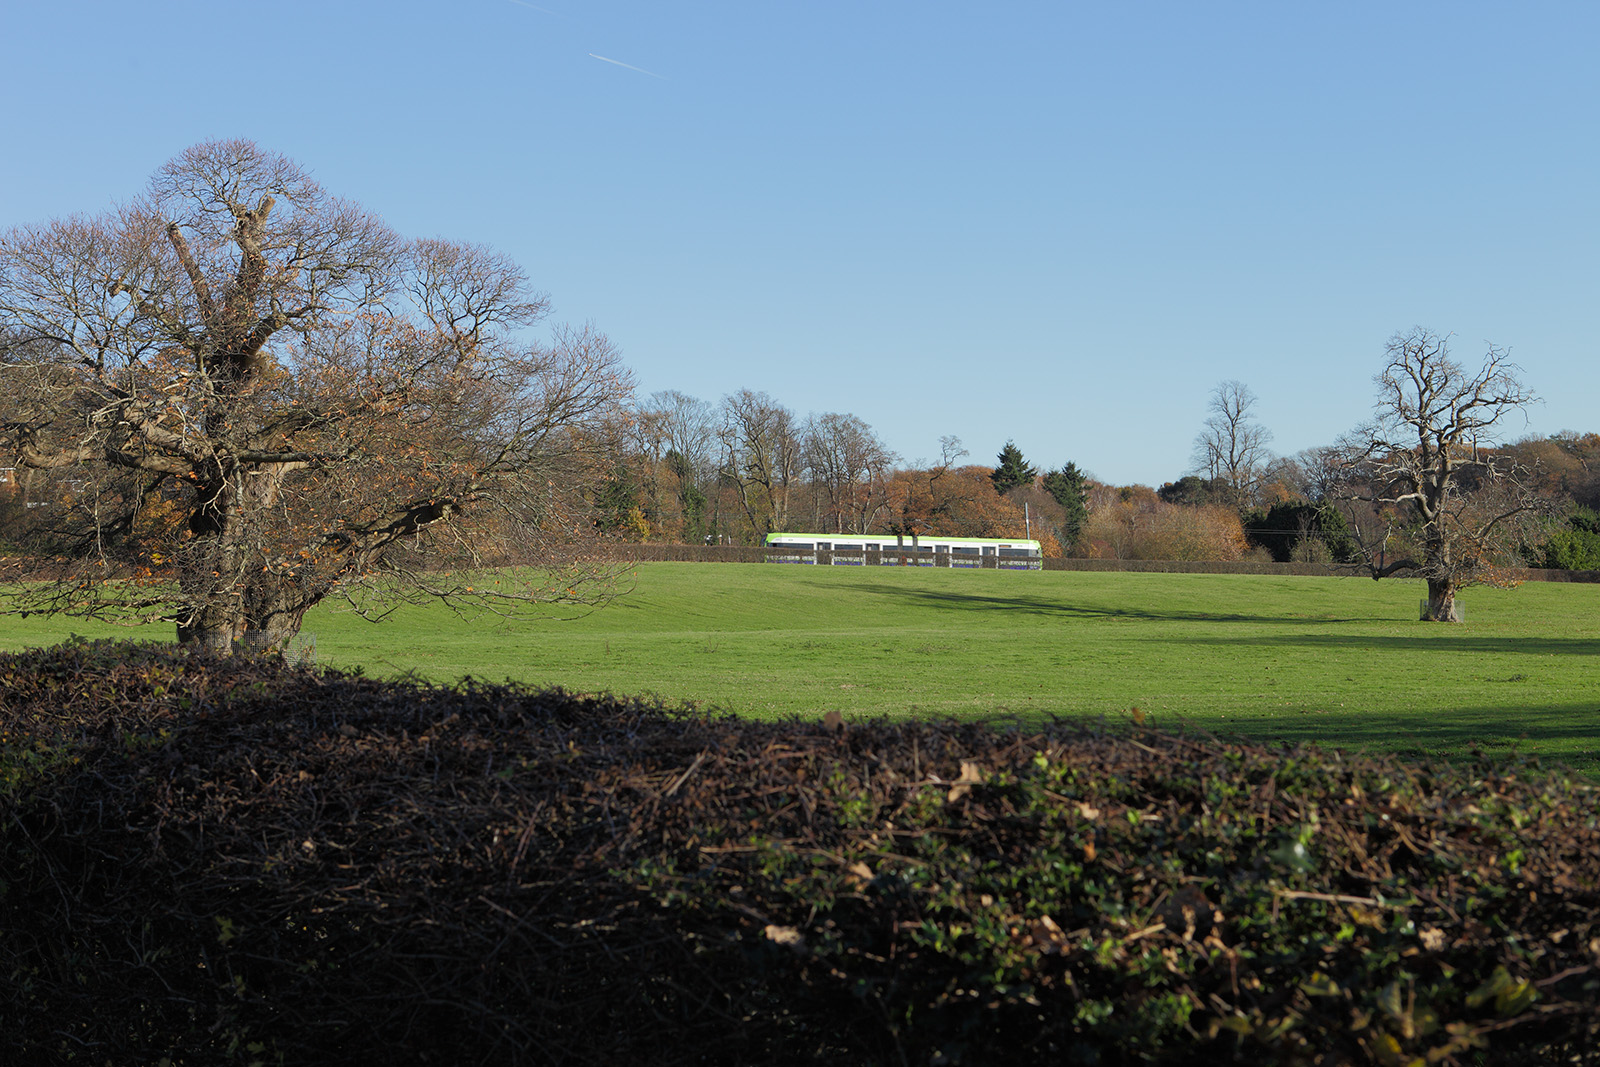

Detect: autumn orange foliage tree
[0, 141, 633, 652]
[1082, 484, 1250, 561]
[888, 466, 1030, 540]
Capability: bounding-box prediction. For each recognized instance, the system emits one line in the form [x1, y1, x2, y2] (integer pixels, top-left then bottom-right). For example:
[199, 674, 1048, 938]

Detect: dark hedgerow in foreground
[1, 641, 1597, 1066]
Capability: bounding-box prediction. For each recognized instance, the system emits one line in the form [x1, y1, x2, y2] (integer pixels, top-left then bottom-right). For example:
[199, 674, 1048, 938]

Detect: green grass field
[3, 563, 1597, 775]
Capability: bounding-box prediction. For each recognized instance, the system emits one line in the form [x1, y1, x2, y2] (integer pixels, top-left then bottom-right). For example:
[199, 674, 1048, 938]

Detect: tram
[763, 532, 1042, 569]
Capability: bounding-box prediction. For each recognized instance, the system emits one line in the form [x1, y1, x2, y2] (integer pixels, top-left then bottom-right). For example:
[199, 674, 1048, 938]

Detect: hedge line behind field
[605, 542, 1600, 581]
[1, 640, 1598, 1065]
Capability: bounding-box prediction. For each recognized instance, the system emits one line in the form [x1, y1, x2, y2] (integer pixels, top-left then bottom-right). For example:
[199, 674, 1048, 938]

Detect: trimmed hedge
[1, 640, 1597, 1065]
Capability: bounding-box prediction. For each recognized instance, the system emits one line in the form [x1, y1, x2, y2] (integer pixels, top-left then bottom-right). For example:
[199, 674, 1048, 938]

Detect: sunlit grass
[3, 563, 1596, 775]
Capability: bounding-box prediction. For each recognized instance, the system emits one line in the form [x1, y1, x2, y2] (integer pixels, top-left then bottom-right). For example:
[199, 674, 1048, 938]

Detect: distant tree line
[574, 330, 1597, 618]
[14, 333, 1584, 590]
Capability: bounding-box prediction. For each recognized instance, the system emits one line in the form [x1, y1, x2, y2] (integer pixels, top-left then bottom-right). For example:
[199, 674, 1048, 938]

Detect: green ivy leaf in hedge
[1268, 837, 1317, 874]
[1496, 977, 1538, 1016]
[1464, 966, 1537, 1015]
[1299, 979, 1337, 1004]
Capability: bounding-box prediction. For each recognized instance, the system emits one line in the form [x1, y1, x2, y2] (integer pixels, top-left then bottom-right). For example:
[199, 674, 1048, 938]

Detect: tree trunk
[1417, 514, 1463, 622]
[176, 581, 308, 654]
[175, 532, 247, 652]
[176, 607, 245, 652]
[1423, 578, 1461, 622]
[175, 467, 287, 653]
[233, 463, 309, 654]
[241, 572, 310, 654]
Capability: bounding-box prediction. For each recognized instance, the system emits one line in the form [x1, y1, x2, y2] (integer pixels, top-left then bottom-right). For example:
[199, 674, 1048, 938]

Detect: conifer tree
[1043, 462, 1091, 548]
[989, 441, 1037, 495]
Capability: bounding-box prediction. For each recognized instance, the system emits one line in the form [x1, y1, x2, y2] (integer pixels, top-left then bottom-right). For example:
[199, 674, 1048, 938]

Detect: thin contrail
[588, 53, 665, 79]
[506, 0, 559, 14]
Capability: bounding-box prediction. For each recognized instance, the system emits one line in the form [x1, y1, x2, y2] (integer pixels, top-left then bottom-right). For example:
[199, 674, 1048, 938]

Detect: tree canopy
[0, 141, 633, 651]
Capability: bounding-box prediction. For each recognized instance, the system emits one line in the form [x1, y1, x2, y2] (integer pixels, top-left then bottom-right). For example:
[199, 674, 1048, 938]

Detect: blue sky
[3, 1, 1595, 486]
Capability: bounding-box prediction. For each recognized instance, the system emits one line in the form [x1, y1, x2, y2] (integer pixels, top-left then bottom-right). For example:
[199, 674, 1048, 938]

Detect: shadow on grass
[1144, 704, 1600, 779]
[1216, 705, 1593, 743]
[853, 583, 1376, 625]
[1172, 633, 1599, 657]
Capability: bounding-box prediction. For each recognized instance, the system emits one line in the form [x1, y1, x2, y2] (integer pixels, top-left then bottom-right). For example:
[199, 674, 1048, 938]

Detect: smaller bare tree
[1333, 328, 1543, 622]
[801, 412, 897, 534]
[1191, 380, 1274, 506]
[717, 389, 802, 539]
[634, 390, 717, 538]
[1286, 445, 1348, 503]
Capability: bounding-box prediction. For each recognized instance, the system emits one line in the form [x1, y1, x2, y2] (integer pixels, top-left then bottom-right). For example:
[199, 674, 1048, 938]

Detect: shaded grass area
[3, 564, 1596, 774]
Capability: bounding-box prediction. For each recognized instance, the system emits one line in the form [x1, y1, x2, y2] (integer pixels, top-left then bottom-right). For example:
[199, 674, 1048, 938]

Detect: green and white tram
[763, 532, 1042, 569]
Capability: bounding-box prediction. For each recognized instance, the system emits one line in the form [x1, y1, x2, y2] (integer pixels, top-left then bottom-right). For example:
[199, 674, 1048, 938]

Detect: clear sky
[3, 1, 1595, 486]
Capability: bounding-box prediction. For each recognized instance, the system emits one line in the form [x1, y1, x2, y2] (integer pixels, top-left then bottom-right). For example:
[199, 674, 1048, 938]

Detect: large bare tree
[1333, 328, 1542, 622]
[0, 141, 633, 652]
